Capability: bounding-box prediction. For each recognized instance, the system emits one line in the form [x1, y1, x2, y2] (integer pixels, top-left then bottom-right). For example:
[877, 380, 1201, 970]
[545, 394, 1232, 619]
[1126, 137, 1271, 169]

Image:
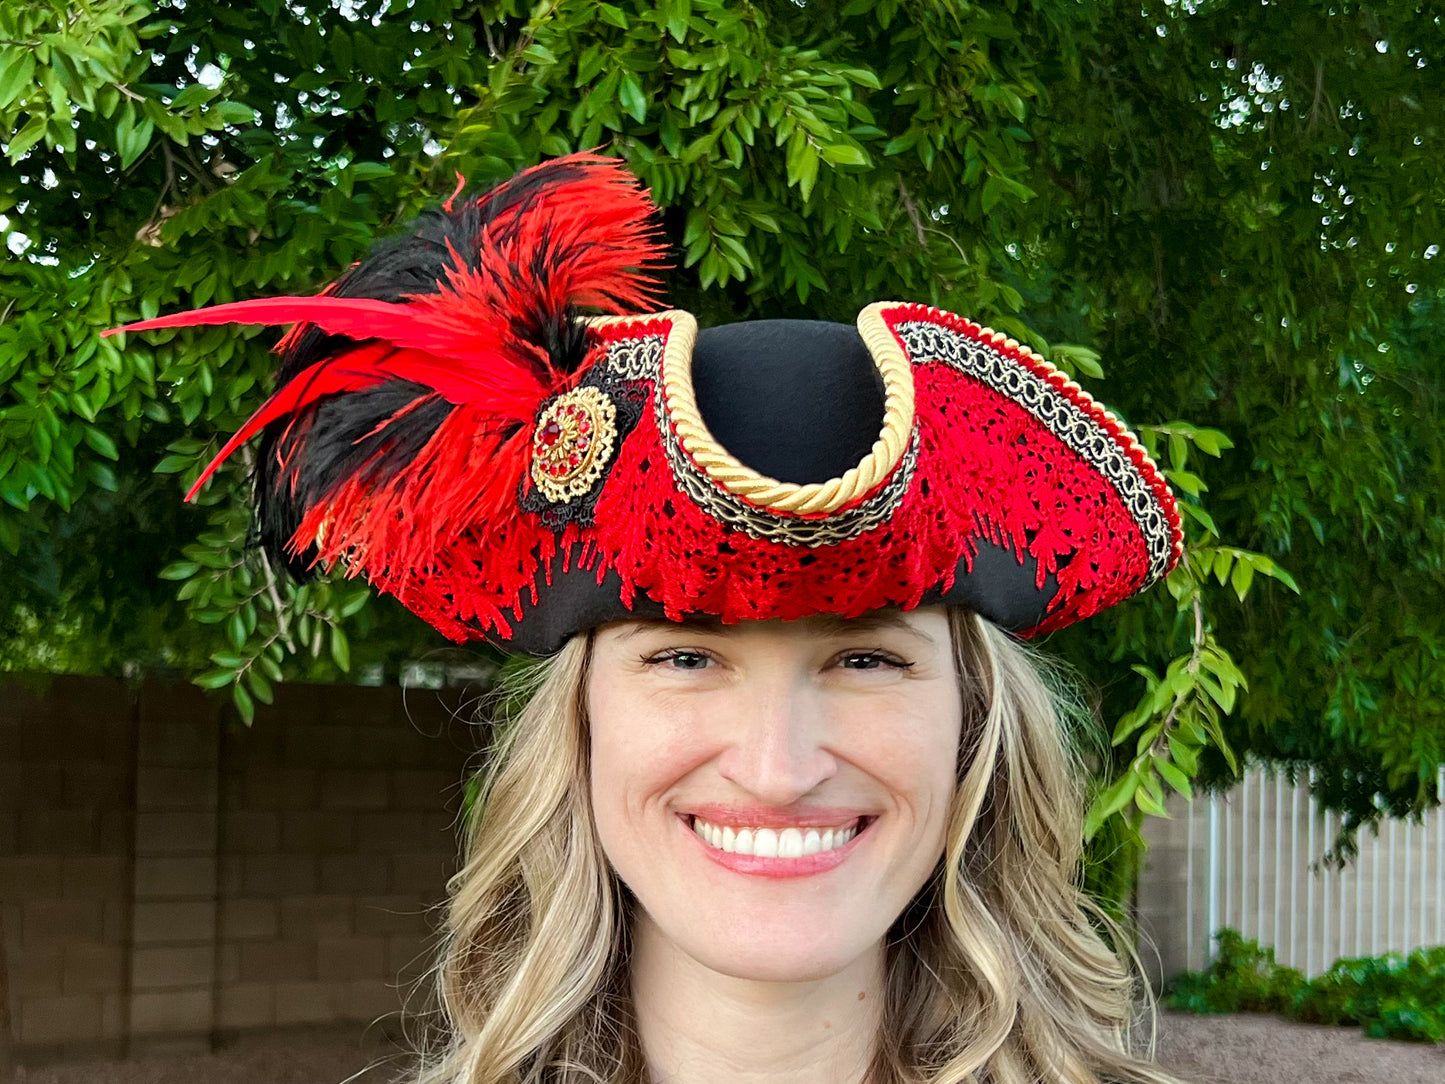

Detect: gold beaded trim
[658, 303, 915, 514]
[529, 385, 618, 503]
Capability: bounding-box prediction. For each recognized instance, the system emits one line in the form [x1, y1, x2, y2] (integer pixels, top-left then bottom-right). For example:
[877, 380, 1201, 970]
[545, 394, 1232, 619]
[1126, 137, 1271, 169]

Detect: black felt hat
[110, 155, 1181, 653]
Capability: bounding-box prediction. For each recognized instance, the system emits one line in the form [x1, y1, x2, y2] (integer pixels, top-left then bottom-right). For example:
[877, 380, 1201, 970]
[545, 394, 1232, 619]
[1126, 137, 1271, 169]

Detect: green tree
[1, 0, 1439, 869]
[1026, 0, 1445, 855]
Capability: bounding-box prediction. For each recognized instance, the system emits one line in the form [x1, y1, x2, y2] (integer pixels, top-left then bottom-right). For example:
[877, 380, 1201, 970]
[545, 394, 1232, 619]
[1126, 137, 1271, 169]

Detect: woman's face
[587, 608, 963, 983]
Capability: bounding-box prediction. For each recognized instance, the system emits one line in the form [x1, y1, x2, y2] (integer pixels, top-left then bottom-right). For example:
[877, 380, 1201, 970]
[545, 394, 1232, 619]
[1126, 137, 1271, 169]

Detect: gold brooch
[530, 386, 618, 503]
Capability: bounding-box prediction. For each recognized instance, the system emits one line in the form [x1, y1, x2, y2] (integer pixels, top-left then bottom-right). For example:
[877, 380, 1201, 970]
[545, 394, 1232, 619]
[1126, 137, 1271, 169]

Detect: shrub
[1167, 931, 1445, 1044]
[1166, 929, 1305, 1015]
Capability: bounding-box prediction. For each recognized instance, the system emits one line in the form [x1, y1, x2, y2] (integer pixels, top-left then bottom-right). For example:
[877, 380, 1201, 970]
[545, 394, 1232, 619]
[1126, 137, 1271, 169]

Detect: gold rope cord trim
[658, 303, 915, 516]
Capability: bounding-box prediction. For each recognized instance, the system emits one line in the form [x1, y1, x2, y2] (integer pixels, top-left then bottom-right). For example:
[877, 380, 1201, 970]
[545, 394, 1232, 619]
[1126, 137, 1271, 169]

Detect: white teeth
[690, 817, 863, 857]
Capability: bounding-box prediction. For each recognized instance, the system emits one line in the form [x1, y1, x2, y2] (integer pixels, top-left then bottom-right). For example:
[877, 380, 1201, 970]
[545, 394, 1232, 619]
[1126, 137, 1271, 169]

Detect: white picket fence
[1138, 765, 1445, 980]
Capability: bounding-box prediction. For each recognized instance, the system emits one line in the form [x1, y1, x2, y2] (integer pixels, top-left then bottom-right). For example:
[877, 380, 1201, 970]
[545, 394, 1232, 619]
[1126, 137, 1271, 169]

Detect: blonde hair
[410, 611, 1187, 1084]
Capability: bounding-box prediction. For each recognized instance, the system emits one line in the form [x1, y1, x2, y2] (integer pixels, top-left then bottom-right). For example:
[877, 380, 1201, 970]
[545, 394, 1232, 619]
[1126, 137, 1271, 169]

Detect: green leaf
[1165, 469, 1206, 496]
[1198, 671, 1237, 714]
[194, 668, 235, 690]
[83, 426, 119, 460]
[1251, 555, 1301, 593]
[796, 143, 820, 201]
[1211, 549, 1233, 584]
[1111, 709, 1142, 746]
[1135, 780, 1169, 817]
[1167, 734, 1201, 774]
[665, 0, 691, 41]
[883, 131, 918, 156]
[154, 454, 194, 475]
[246, 668, 274, 705]
[598, 3, 629, 29]
[7, 115, 46, 162]
[169, 84, 214, 111]
[84, 462, 118, 491]
[1084, 770, 1140, 841]
[212, 101, 257, 126]
[0, 53, 35, 111]
[1231, 558, 1255, 602]
[158, 560, 198, 580]
[820, 142, 868, 167]
[618, 73, 646, 123]
[330, 625, 351, 672]
[1190, 428, 1234, 456]
[1068, 347, 1105, 379]
[981, 175, 1003, 214]
[231, 681, 255, 725]
[338, 589, 370, 619]
[1135, 722, 1164, 757]
[1156, 758, 1194, 800]
[1180, 501, 1220, 538]
[1169, 433, 1188, 471]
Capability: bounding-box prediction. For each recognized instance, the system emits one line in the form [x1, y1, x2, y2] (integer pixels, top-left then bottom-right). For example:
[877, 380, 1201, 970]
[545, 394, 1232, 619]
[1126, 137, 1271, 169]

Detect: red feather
[109, 153, 668, 578]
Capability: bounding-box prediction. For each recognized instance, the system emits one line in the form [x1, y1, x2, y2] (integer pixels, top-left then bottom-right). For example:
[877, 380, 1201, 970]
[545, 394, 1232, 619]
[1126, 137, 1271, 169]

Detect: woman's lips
[681, 803, 873, 829]
[676, 812, 874, 879]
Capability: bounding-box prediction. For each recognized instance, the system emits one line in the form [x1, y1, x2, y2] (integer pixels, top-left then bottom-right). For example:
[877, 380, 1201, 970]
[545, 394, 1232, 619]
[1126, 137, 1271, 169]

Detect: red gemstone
[569, 453, 581, 466]
[577, 436, 589, 450]
[579, 418, 591, 434]
[540, 419, 562, 446]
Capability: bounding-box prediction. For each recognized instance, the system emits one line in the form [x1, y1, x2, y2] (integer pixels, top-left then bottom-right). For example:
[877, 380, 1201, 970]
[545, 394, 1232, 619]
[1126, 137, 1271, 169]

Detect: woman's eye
[643, 650, 712, 670]
[838, 651, 911, 671]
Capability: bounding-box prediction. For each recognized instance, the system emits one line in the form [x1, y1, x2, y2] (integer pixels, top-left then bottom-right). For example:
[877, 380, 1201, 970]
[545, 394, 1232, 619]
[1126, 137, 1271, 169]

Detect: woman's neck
[629, 913, 884, 1084]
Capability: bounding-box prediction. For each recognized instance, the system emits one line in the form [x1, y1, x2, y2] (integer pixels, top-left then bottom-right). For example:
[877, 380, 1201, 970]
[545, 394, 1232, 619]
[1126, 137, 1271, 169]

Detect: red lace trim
[581, 363, 1147, 635]
[885, 303, 1183, 568]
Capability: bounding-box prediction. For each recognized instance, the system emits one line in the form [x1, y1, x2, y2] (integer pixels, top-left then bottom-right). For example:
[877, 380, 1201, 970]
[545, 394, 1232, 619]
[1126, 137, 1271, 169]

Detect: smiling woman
[113, 155, 1188, 1083]
[431, 609, 1184, 1084]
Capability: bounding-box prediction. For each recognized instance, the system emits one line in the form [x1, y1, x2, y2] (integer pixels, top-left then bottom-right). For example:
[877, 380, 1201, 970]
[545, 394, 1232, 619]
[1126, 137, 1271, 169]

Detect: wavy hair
[409, 610, 1188, 1084]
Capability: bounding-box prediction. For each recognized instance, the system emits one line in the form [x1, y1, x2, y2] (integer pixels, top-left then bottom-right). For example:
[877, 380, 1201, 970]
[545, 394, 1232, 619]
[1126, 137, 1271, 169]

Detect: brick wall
[0, 674, 478, 1063]
[0, 676, 135, 1058]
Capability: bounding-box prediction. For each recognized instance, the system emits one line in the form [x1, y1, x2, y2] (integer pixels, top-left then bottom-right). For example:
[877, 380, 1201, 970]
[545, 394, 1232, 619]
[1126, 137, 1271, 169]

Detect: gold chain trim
[658, 304, 915, 515]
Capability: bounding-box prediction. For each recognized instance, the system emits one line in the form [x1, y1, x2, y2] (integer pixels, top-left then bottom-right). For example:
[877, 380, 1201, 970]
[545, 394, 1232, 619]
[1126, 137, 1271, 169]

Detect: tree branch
[896, 175, 928, 250]
[257, 545, 297, 654]
[238, 446, 296, 653]
[1159, 594, 1206, 735]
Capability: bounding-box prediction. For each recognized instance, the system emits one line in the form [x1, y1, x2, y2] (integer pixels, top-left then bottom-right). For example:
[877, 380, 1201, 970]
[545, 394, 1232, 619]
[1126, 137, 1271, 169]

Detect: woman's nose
[714, 677, 837, 804]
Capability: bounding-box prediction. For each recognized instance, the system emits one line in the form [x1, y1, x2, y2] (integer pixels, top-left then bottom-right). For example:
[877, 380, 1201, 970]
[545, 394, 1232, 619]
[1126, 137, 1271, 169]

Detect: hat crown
[692, 320, 884, 486]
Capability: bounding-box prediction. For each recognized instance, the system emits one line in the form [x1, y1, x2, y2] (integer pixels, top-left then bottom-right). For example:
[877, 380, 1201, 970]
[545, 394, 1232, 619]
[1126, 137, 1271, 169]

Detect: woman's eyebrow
[612, 616, 728, 641]
[810, 613, 936, 644]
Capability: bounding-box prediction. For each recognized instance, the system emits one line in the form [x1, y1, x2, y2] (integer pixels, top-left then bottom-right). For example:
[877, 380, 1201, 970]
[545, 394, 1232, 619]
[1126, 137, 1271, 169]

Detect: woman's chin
[678, 927, 874, 985]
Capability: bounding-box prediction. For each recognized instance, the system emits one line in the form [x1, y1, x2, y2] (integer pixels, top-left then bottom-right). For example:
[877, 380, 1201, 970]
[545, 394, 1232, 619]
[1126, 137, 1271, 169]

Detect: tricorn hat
[110, 154, 1181, 654]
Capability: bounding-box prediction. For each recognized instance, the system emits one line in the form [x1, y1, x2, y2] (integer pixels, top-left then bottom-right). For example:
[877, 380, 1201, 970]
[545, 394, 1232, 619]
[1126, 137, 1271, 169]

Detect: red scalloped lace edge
[880, 301, 1184, 574]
